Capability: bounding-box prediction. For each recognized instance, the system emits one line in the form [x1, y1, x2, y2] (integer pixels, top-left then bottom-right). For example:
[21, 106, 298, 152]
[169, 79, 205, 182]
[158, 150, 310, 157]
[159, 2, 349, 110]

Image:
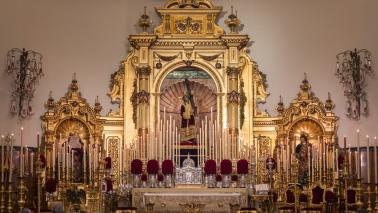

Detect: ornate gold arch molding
[275, 75, 338, 148]
[41, 77, 105, 176]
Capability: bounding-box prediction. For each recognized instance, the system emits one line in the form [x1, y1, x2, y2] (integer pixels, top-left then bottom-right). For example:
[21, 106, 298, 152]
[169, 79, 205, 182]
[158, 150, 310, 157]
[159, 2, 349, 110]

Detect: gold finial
[224, 5, 241, 34]
[48, 91, 53, 99]
[72, 72, 77, 81]
[138, 6, 152, 33]
[70, 73, 79, 92]
[325, 92, 335, 111]
[46, 90, 55, 110]
[94, 95, 102, 114]
[276, 95, 284, 114]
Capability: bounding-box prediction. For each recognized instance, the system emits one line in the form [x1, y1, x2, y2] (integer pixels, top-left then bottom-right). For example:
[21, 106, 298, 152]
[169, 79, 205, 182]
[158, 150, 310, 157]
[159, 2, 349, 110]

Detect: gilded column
[136, 66, 151, 161]
[226, 66, 241, 136]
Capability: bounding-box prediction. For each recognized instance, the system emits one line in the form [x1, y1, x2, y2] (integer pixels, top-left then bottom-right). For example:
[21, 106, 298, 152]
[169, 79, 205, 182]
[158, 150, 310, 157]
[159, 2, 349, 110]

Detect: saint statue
[67, 132, 84, 183]
[180, 79, 197, 144]
[295, 133, 311, 186]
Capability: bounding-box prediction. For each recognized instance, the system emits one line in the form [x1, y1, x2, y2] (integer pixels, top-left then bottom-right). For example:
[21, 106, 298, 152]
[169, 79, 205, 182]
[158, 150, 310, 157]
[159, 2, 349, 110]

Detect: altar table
[132, 187, 248, 213]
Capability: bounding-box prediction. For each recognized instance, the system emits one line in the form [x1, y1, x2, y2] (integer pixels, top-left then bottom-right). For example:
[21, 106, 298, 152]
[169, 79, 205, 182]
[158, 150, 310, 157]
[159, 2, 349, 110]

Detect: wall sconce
[335, 48, 374, 120]
[6, 48, 43, 119]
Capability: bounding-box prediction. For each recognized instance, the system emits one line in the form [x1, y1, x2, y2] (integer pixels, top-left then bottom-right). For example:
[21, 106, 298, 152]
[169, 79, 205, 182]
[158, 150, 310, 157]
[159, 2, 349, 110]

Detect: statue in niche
[67, 132, 84, 183]
[180, 79, 197, 144]
[295, 133, 311, 186]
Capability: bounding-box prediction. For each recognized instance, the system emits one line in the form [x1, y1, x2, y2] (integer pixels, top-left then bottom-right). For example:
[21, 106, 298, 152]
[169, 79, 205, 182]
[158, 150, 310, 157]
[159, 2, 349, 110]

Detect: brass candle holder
[356, 179, 363, 208]
[7, 181, 12, 213]
[17, 175, 26, 210]
[374, 184, 378, 211]
[0, 182, 5, 212]
[366, 183, 372, 212]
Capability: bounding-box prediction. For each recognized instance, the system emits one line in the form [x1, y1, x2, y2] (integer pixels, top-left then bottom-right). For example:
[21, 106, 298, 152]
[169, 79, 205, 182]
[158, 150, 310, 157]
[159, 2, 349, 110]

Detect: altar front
[132, 188, 248, 213]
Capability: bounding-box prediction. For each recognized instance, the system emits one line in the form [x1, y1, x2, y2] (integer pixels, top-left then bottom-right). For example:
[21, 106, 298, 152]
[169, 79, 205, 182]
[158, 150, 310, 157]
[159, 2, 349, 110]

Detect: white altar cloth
[132, 188, 248, 213]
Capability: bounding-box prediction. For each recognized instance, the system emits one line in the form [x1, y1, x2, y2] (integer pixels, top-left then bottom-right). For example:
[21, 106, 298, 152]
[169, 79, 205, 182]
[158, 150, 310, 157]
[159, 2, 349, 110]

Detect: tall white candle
[52, 141, 55, 176]
[374, 136, 377, 184]
[20, 127, 24, 177]
[9, 133, 14, 182]
[367, 135, 370, 183]
[348, 144, 351, 174]
[357, 129, 361, 179]
[1, 135, 5, 183]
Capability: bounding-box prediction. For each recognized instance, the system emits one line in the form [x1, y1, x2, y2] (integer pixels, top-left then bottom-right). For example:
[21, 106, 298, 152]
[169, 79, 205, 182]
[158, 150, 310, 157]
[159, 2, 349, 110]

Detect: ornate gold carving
[137, 90, 150, 104]
[108, 63, 124, 116]
[252, 62, 269, 104]
[275, 75, 338, 149]
[325, 92, 335, 111]
[226, 66, 241, 76]
[240, 80, 247, 128]
[128, 35, 157, 50]
[155, 53, 180, 62]
[107, 136, 120, 186]
[136, 66, 151, 76]
[276, 96, 285, 115]
[154, 0, 224, 37]
[178, 0, 200, 8]
[197, 53, 221, 61]
[257, 136, 271, 183]
[221, 35, 249, 49]
[41, 78, 105, 144]
[130, 79, 138, 127]
[228, 90, 240, 104]
[224, 6, 241, 34]
[175, 17, 202, 34]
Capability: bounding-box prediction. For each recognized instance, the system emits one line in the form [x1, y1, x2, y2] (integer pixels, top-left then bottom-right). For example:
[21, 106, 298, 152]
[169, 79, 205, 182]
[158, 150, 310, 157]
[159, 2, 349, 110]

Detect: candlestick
[357, 129, 361, 179]
[367, 135, 370, 183]
[20, 127, 24, 177]
[375, 136, 377, 184]
[375, 136, 378, 211]
[9, 134, 14, 182]
[1, 135, 4, 183]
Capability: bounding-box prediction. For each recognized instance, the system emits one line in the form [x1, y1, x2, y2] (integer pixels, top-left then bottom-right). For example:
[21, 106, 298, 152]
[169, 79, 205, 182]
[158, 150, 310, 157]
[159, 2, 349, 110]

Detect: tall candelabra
[335, 48, 374, 120]
[5, 48, 43, 119]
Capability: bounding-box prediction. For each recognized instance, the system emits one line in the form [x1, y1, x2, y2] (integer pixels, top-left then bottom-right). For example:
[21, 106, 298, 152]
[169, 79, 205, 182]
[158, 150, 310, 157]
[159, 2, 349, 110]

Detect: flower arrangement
[220, 159, 232, 175]
[216, 174, 222, 182]
[141, 174, 148, 181]
[131, 159, 143, 175]
[237, 159, 249, 174]
[231, 175, 238, 182]
[105, 157, 112, 170]
[45, 178, 56, 193]
[204, 160, 216, 175]
[157, 174, 164, 182]
[147, 159, 159, 175]
[162, 160, 174, 175]
[39, 154, 46, 168]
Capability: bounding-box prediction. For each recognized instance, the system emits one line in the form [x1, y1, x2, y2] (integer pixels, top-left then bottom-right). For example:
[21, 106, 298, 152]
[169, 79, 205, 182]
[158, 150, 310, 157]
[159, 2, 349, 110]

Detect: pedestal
[7, 182, 12, 213]
[0, 183, 5, 212]
[18, 176, 26, 210]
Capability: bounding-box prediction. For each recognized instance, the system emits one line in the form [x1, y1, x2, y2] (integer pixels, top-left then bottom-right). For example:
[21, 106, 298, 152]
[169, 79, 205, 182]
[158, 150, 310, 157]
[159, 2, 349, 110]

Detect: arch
[153, 60, 225, 94]
[55, 117, 91, 141]
[288, 117, 325, 140]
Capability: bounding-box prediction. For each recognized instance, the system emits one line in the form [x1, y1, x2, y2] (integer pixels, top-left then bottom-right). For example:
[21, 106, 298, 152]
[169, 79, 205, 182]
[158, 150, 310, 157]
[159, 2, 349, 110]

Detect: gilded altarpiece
[40, 0, 337, 188]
